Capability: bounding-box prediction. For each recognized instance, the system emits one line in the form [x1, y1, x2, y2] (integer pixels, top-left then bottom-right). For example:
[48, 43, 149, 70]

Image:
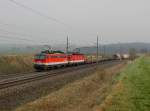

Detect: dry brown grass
[94, 81, 126, 111]
[15, 63, 126, 111]
[0, 55, 34, 74]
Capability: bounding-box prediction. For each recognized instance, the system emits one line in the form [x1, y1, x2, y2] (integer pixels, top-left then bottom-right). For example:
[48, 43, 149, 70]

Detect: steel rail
[0, 60, 120, 90]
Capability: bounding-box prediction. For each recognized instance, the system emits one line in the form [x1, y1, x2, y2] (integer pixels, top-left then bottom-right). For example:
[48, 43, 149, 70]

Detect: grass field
[0, 55, 34, 74]
[15, 56, 150, 111]
[96, 56, 150, 111]
[15, 63, 125, 111]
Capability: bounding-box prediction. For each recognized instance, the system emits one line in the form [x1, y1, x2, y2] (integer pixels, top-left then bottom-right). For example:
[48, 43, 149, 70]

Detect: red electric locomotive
[33, 50, 87, 70]
[68, 53, 86, 65]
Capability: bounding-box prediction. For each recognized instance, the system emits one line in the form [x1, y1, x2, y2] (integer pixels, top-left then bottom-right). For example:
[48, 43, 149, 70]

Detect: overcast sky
[0, 0, 150, 46]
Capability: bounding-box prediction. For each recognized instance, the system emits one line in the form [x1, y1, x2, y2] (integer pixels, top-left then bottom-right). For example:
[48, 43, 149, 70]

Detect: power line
[0, 28, 31, 37]
[0, 28, 50, 44]
[0, 35, 34, 42]
[0, 38, 16, 42]
[3, 1, 100, 40]
[0, 21, 33, 33]
[8, 0, 71, 27]
[0, 21, 68, 37]
[0, 34, 46, 44]
[0, 38, 30, 44]
[0, 38, 43, 46]
[0, 20, 22, 28]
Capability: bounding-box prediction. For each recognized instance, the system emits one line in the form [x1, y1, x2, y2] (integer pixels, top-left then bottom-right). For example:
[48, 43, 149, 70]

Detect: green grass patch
[99, 57, 150, 111]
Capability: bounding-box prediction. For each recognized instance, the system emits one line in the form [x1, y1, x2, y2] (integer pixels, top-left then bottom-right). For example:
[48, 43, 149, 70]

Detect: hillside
[0, 43, 150, 55]
[74, 43, 150, 55]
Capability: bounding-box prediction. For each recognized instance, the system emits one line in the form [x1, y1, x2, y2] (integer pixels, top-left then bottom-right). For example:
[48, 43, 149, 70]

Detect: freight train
[33, 50, 87, 70]
[113, 53, 130, 60]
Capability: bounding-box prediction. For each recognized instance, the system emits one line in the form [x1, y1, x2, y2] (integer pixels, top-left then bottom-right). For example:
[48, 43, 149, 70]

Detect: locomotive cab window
[35, 55, 46, 60]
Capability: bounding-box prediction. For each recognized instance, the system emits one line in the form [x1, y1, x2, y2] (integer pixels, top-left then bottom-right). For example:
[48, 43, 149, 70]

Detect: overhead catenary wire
[0, 21, 68, 37]
[0, 35, 35, 42]
[0, 28, 52, 44]
[0, 34, 47, 44]
[8, 0, 71, 27]
[0, 38, 17, 42]
[0, 21, 20, 28]
[0, 28, 33, 37]
[0, 20, 64, 44]
[3, 0, 100, 46]
[4, 0, 96, 43]
[0, 38, 32, 44]
[0, 38, 45, 45]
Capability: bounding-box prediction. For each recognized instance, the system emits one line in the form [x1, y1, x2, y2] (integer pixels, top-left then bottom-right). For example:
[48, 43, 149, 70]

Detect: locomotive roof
[36, 50, 85, 56]
[36, 53, 66, 56]
[41, 50, 64, 54]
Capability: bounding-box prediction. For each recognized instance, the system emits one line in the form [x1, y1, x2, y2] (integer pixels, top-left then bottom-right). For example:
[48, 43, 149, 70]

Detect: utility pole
[96, 35, 99, 64]
[66, 36, 69, 54]
[103, 45, 106, 58]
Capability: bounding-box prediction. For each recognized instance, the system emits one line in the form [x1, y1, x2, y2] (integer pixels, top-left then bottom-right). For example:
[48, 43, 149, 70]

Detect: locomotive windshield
[35, 54, 46, 60]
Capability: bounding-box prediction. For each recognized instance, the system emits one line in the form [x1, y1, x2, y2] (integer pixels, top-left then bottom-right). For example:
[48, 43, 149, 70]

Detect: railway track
[0, 60, 121, 90]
